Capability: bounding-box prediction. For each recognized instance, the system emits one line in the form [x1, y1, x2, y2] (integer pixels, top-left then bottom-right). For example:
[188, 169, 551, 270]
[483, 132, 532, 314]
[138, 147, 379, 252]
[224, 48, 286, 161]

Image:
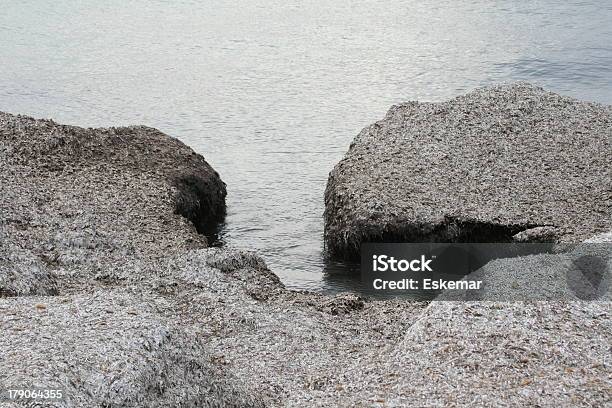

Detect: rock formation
[324, 83, 611, 258]
[1, 96, 610, 407]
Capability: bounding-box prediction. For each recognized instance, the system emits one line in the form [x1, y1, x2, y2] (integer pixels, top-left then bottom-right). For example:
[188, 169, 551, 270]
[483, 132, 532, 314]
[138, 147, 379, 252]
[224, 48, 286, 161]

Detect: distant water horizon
[1, 0, 611, 292]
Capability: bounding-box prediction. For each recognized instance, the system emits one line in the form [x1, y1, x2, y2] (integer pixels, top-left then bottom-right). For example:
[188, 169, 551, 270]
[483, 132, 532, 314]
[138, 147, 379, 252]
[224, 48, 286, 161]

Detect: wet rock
[324, 83, 611, 258]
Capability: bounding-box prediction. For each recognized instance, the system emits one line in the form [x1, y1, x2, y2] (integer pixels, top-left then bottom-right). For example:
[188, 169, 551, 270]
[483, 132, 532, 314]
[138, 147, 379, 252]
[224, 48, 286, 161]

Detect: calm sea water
[1, 1, 611, 292]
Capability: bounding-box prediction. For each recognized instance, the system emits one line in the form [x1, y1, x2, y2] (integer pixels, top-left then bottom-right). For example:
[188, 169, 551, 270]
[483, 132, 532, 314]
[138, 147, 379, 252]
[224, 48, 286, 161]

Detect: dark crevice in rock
[0, 279, 59, 298]
[173, 174, 227, 244]
[326, 216, 544, 261]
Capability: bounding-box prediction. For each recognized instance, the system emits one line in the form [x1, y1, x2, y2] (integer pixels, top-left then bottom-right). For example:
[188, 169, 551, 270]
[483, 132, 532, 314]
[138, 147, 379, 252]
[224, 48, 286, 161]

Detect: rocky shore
[324, 83, 611, 258]
[1, 83, 611, 407]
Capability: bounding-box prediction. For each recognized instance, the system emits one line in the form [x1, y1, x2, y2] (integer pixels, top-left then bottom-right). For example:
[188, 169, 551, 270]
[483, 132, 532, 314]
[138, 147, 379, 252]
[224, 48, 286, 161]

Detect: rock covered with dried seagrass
[324, 83, 611, 258]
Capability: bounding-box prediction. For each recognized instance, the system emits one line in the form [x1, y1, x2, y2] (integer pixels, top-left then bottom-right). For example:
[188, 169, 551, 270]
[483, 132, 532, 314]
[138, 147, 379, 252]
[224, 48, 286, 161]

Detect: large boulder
[0, 111, 226, 242]
[324, 83, 611, 258]
[0, 112, 248, 406]
[0, 111, 227, 292]
[375, 300, 611, 407]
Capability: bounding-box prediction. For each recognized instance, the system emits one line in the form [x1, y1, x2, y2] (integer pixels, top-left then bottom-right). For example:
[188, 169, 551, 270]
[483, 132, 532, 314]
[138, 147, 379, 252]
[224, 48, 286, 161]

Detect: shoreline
[1, 83, 610, 406]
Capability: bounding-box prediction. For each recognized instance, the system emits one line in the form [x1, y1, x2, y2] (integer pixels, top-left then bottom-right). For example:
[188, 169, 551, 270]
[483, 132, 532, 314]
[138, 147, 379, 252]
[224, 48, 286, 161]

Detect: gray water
[1, 1, 611, 292]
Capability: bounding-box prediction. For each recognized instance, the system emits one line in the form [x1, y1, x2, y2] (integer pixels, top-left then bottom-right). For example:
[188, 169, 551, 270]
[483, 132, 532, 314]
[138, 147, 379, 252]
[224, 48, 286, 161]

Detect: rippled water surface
[2, 1, 611, 292]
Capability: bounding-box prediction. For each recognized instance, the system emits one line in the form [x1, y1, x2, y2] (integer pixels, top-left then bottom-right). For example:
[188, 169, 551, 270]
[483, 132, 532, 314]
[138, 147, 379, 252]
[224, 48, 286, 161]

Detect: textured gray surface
[378, 301, 611, 407]
[0, 290, 264, 408]
[1, 107, 610, 407]
[0, 111, 226, 295]
[324, 83, 612, 258]
[0, 241, 57, 297]
[0, 112, 257, 407]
